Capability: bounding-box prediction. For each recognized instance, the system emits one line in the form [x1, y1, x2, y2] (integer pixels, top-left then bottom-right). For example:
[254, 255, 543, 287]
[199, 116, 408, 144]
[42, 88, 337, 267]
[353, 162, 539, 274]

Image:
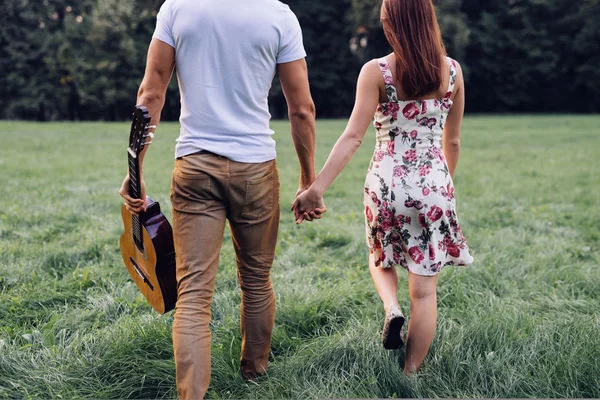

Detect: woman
[292, 0, 474, 374]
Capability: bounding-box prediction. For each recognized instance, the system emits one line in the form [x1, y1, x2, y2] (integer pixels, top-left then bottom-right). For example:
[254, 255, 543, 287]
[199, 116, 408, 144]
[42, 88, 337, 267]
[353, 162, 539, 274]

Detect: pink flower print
[422, 187, 431, 196]
[393, 216, 403, 229]
[387, 102, 400, 119]
[441, 185, 455, 200]
[406, 199, 424, 210]
[366, 206, 374, 223]
[418, 213, 428, 228]
[445, 91, 452, 99]
[387, 141, 395, 156]
[370, 192, 381, 206]
[428, 243, 436, 261]
[445, 209, 452, 217]
[445, 184, 455, 199]
[427, 206, 444, 222]
[408, 246, 425, 264]
[410, 130, 418, 140]
[376, 105, 383, 113]
[393, 165, 408, 178]
[373, 239, 382, 252]
[417, 117, 437, 128]
[443, 237, 460, 258]
[373, 149, 384, 162]
[447, 241, 460, 258]
[418, 164, 431, 177]
[375, 121, 382, 130]
[381, 218, 393, 232]
[421, 101, 428, 115]
[450, 218, 459, 233]
[381, 208, 394, 221]
[404, 150, 417, 163]
[384, 74, 395, 85]
[390, 231, 402, 244]
[376, 227, 385, 240]
[428, 146, 442, 160]
[393, 251, 401, 265]
[441, 100, 451, 111]
[402, 102, 420, 120]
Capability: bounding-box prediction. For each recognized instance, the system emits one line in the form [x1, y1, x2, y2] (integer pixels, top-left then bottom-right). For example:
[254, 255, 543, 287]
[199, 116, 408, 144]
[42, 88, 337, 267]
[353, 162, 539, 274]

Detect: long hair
[381, 0, 446, 98]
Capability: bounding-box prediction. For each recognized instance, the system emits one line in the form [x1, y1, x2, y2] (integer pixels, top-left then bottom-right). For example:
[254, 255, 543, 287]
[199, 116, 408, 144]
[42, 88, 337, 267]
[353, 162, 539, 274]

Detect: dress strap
[377, 58, 398, 102]
[445, 57, 457, 98]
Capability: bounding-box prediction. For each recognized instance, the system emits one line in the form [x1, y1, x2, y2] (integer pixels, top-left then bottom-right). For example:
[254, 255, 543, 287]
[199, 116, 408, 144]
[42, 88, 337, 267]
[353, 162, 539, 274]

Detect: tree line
[1, 0, 598, 121]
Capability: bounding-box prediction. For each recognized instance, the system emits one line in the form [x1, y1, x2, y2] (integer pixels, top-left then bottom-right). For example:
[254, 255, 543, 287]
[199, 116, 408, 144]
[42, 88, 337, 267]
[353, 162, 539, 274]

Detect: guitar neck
[127, 148, 142, 200]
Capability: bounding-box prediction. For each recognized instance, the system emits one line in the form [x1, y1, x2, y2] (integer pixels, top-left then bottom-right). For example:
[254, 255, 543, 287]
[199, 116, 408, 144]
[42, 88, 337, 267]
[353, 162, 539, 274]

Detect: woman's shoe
[382, 305, 405, 350]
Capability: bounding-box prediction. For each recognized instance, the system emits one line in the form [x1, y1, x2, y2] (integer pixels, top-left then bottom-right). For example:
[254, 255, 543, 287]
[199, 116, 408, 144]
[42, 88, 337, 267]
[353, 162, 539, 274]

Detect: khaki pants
[170, 151, 280, 400]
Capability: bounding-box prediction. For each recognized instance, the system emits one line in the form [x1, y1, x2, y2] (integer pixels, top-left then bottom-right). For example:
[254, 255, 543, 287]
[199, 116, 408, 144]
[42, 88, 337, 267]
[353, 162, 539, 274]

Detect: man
[120, 0, 324, 398]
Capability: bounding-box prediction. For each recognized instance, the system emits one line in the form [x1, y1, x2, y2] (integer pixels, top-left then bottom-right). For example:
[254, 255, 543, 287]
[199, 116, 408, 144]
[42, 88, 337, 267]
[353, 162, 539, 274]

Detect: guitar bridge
[129, 257, 154, 291]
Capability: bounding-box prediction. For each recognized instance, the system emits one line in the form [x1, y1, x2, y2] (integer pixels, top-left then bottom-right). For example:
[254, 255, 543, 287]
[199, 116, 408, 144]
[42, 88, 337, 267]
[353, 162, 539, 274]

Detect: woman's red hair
[381, 0, 446, 98]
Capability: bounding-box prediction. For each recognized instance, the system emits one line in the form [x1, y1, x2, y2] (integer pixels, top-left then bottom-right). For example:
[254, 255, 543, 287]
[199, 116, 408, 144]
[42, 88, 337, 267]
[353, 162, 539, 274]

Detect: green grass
[0, 116, 599, 399]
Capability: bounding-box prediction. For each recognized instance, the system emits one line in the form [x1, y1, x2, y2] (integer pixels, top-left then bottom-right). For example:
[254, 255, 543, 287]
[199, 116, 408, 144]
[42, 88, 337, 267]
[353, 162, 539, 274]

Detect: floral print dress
[364, 57, 473, 276]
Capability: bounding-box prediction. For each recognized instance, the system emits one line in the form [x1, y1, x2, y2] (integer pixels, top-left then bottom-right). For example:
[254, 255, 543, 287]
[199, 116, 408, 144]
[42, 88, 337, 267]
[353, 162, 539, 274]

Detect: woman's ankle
[384, 302, 401, 314]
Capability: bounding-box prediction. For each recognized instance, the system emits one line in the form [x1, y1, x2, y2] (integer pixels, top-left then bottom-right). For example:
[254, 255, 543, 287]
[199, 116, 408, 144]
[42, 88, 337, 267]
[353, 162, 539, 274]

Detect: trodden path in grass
[0, 116, 599, 399]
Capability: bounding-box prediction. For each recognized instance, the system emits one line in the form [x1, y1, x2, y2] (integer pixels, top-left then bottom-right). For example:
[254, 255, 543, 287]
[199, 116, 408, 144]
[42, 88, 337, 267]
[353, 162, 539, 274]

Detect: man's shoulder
[264, 0, 292, 11]
[168, 0, 294, 17]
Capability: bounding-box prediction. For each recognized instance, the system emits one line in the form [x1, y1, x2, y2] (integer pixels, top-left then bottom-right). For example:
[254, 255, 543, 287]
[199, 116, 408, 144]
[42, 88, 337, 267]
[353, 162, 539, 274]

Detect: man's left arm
[120, 38, 175, 215]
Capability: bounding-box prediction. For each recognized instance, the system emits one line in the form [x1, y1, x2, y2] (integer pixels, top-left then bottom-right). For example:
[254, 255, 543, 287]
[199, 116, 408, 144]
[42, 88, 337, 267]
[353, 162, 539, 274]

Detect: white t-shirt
[153, 0, 306, 163]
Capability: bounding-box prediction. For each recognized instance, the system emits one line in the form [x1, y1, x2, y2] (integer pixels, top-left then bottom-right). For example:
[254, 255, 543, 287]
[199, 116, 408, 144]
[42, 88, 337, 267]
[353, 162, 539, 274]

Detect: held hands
[291, 187, 327, 225]
[119, 174, 148, 216]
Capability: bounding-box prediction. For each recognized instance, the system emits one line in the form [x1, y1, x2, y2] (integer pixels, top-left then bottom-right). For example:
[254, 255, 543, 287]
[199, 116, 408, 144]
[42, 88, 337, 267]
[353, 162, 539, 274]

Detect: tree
[270, 0, 361, 119]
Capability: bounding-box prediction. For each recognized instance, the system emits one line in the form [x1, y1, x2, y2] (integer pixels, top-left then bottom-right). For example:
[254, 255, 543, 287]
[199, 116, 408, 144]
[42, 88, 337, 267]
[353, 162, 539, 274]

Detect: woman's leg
[369, 252, 400, 312]
[404, 272, 438, 374]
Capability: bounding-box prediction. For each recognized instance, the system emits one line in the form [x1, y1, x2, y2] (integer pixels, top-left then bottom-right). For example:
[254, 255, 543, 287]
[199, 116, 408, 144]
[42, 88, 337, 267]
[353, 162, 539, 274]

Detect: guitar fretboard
[128, 151, 144, 251]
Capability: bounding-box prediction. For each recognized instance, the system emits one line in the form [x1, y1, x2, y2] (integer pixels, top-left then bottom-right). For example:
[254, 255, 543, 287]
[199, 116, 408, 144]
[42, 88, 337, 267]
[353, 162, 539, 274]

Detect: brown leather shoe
[382, 305, 405, 350]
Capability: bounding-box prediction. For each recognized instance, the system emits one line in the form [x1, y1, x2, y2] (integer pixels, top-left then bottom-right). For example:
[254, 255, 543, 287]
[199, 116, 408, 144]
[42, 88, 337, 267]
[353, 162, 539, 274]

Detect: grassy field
[0, 116, 599, 399]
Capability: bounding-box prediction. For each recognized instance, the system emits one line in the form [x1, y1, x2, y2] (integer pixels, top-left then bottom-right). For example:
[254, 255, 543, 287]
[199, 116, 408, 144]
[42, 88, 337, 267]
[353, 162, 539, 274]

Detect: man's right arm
[278, 59, 317, 191]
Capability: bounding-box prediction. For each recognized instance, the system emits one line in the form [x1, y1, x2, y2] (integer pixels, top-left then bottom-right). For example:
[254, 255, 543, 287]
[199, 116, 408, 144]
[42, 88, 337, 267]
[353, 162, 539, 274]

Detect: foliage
[462, 0, 600, 112]
[1, 117, 599, 398]
[270, 0, 361, 119]
[0, 0, 599, 120]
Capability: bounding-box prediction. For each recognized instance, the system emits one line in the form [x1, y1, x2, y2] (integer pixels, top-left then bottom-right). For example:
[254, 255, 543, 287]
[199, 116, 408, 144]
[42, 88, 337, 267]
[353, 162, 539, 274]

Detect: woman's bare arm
[292, 60, 381, 222]
[442, 62, 465, 179]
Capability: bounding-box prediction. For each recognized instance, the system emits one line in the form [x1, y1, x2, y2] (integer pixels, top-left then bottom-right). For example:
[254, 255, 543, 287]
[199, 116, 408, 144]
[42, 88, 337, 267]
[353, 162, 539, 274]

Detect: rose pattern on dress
[365, 57, 473, 275]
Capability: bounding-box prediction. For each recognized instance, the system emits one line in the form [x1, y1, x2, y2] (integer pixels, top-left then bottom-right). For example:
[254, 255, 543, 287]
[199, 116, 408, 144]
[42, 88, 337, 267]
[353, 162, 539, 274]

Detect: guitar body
[120, 200, 177, 314]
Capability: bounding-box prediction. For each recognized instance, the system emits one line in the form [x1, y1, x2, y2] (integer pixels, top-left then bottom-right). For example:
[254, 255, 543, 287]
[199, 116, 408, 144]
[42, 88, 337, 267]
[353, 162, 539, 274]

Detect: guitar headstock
[128, 105, 152, 157]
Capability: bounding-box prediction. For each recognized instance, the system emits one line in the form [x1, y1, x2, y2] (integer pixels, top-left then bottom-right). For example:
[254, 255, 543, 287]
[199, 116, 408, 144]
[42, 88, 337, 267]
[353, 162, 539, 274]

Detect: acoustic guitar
[119, 105, 177, 314]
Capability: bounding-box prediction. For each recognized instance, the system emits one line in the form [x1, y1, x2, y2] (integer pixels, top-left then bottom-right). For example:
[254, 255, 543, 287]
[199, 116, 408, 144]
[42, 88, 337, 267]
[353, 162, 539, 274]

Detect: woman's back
[371, 55, 458, 147]
[377, 54, 455, 103]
